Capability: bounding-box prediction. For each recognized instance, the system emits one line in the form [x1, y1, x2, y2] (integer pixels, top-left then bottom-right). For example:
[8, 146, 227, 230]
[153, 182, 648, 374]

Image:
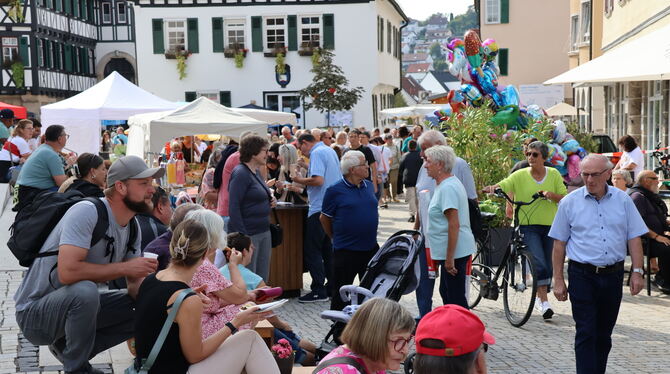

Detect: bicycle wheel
[468, 243, 486, 309]
[503, 250, 537, 327]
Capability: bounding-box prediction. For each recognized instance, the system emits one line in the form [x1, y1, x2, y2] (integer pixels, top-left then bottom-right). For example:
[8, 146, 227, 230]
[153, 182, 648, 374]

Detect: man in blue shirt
[321, 150, 379, 311]
[294, 133, 342, 302]
[549, 154, 647, 374]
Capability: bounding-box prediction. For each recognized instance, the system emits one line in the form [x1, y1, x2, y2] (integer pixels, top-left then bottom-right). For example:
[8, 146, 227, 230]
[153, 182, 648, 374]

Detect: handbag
[270, 208, 283, 248]
[125, 289, 194, 374]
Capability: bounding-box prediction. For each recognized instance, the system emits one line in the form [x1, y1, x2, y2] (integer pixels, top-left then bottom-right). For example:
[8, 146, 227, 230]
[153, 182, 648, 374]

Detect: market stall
[126, 97, 268, 157]
[0, 102, 27, 119]
[40, 72, 180, 155]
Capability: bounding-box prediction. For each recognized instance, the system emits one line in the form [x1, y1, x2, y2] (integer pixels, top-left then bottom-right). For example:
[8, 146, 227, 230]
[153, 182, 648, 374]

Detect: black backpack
[8, 190, 137, 267]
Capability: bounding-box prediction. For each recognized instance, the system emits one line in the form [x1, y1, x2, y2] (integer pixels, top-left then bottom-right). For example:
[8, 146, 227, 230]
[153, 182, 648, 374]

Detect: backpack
[8, 190, 137, 267]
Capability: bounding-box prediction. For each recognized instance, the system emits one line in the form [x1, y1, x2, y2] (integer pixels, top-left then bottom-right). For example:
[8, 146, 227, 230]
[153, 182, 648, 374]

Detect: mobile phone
[256, 287, 283, 301]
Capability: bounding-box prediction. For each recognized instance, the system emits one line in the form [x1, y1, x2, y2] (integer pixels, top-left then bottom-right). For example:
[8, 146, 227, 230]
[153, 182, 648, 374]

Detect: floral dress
[190, 259, 250, 339]
[315, 345, 384, 374]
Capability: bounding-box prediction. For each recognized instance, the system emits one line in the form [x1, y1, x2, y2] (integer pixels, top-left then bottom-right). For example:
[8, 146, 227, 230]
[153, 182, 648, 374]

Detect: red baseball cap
[415, 305, 495, 357]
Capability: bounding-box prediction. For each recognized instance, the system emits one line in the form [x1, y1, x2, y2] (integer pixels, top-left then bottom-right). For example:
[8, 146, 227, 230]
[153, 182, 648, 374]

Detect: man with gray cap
[14, 155, 163, 374]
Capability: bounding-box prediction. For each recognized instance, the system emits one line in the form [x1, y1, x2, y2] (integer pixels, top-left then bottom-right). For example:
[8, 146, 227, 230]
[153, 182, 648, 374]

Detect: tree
[433, 59, 448, 72]
[300, 49, 364, 126]
[448, 7, 478, 38]
[394, 92, 408, 107]
[429, 42, 444, 60]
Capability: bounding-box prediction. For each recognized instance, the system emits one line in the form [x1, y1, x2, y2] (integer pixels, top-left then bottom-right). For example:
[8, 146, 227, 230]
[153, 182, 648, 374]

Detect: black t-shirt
[348, 145, 375, 181]
[134, 274, 195, 374]
[181, 143, 194, 163]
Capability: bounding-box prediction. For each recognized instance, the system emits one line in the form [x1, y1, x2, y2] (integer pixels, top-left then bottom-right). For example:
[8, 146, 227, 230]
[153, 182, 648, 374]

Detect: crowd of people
[3, 113, 666, 374]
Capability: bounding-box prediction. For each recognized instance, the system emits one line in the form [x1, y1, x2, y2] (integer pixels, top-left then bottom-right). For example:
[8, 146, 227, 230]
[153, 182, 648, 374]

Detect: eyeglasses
[525, 152, 540, 158]
[389, 335, 414, 352]
[60, 133, 70, 139]
[580, 169, 608, 179]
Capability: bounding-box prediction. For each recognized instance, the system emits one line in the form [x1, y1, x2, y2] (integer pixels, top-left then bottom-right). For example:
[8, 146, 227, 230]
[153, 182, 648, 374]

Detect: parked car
[593, 134, 620, 165]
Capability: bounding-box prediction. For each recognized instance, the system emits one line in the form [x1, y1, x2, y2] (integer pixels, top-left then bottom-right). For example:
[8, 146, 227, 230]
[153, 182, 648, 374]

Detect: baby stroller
[316, 230, 423, 358]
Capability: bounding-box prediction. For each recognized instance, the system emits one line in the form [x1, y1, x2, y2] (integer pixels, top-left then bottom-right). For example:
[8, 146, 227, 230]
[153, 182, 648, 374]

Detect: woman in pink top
[186, 209, 257, 339]
[315, 298, 415, 374]
[216, 151, 241, 226]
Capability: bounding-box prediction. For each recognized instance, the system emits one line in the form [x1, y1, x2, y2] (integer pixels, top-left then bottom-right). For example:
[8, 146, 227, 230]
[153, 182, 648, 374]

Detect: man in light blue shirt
[294, 133, 342, 302]
[549, 154, 646, 374]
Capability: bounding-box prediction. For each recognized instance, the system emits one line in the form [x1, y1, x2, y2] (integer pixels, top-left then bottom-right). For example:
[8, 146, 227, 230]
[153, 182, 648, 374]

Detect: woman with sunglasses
[314, 298, 415, 374]
[59, 153, 106, 197]
[483, 141, 566, 320]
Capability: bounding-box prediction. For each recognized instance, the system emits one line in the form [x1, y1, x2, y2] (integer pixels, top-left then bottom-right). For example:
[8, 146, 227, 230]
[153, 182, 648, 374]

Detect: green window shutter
[185, 92, 197, 102]
[187, 18, 199, 53]
[37, 40, 43, 66]
[73, 0, 79, 17]
[80, 0, 87, 20]
[501, 0, 509, 24]
[64, 44, 72, 72]
[323, 14, 334, 50]
[251, 16, 263, 52]
[55, 0, 61, 12]
[498, 48, 508, 76]
[44, 40, 51, 68]
[212, 17, 224, 52]
[287, 15, 297, 51]
[220, 91, 231, 107]
[53, 43, 60, 69]
[80, 47, 87, 74]
[152, 19, 164, 54]
[64, 0, 71, 15]
[19, 37, 29, 67]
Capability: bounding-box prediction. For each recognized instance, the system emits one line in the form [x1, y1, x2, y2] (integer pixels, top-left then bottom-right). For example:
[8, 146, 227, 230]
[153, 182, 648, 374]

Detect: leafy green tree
[394, 92, 408, 107]
[448, 7, 478, 38]
[429, 42, 444, 60]
[433, 59, 448, 72]
[300, 49, 364, 126]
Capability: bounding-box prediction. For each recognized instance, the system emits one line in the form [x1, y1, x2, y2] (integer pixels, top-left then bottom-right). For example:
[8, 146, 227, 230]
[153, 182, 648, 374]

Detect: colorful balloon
[500, 85, 520, 107]
[482, 38, 499, 62]
[464, 30, 484, 74]
[446, 39, 471, 82]
[460, 84, 483, 107]
[552, 120, 567, 144]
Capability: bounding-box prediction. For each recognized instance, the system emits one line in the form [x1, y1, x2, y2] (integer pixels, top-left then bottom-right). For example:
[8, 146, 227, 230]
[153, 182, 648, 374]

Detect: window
[197, 92, 219, 102]
[265, 17, 286, 50]
[117, 2, 127, 23]
[485, 0, 500, 24]
[165, 20, 187, 52]
[225, 19, 245, 49]
[570, 15, 579, 51]
[580, 1, 591, 43]
[37, 39, 43, 67]
[299, 16, 320, 46]
[88, 49, 94, 75]
[387, 21, 391, 53]
[101, 2, 112, 24]
[2, 37, 18, 65]
[377, 16, 382, 51]
[380, 18, 384, 52]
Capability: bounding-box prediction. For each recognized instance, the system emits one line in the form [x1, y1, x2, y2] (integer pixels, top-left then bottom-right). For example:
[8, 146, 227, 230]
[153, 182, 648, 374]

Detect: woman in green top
[483, 141, 566, 320]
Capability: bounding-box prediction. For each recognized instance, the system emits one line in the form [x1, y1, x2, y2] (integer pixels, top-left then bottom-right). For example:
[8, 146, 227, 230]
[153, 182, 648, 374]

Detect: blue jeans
[303, 213, 332, 295]
[568, 262, 623, 374]
[437, 256, 470, 309]
[415, 239, 436, 318]
[221, 216, 230, 232]
[520, 225, 553, 286]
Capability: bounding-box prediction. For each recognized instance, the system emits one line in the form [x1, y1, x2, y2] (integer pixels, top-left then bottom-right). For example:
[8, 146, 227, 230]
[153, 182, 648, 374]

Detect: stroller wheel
[403, 352, 416, 374]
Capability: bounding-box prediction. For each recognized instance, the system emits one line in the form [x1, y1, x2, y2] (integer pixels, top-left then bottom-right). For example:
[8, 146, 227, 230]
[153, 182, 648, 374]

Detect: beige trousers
[406, 186, 417, 216]
[387, 168, 399, 199]
[188, 330, 280, 374]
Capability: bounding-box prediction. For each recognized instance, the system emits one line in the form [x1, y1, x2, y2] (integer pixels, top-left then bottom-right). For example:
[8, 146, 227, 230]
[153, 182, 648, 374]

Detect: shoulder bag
[313, 356, 368, 374]
[125, 289, 194, 374]
[244, 164, 283, 247]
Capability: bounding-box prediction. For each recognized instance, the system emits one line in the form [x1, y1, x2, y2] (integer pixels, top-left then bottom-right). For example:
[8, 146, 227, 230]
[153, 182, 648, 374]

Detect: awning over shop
[545, 102, 586, 117]
[544, 23, 670, 85]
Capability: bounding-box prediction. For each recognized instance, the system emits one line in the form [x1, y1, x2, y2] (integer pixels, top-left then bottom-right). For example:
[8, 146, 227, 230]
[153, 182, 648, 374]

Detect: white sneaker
[534, 297, 543, 313]
[541, 301, 554, 320]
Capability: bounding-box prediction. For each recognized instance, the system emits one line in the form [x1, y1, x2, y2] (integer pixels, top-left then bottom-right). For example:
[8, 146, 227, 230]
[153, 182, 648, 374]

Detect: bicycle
[468, 188, 542, 327]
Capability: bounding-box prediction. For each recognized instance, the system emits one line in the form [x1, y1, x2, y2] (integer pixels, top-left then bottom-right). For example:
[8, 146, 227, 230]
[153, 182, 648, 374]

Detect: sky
[396, 0, 473, 21]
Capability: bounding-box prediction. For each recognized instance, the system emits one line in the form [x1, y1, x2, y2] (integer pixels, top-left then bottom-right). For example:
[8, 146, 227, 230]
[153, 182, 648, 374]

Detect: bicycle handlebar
[494, 188, 544, 207]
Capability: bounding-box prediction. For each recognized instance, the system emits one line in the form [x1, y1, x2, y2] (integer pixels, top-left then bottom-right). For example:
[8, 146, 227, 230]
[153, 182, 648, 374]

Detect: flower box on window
[224, 44, 248, 58]
[264, 45, 287, 58]
[164, 48, 191, 60]
[298, 42, 320, 56]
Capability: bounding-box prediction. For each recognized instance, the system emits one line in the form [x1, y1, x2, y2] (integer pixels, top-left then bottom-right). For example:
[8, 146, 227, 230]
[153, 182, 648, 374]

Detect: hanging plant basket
[164, 49, 191, 60]
[224, 44, 247, 58]
[11, 61, 24, 88]
[265, 46, 287, 58]
[298, 42, 319, 57]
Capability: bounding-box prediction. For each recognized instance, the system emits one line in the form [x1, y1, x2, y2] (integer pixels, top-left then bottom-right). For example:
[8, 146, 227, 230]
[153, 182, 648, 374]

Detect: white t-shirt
[620, 146, 644, 179]
[0, 136, 30, 162]
[28, 137, 40, 151]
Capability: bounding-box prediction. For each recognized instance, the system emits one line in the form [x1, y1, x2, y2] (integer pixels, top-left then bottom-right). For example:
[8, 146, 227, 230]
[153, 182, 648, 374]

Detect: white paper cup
[143, 252, 159, 259]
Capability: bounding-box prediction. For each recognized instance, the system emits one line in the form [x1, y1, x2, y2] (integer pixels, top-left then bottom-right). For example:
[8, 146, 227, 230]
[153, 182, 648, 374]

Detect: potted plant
[224, 43, 247, 58]
[11, 59, 23, 88]
[298, 41, 319, 57]
[164, 47, 191, 60]
[7, 0, 24, 22]
[271, 338, 293, 374]
[264, 44, 287, 58]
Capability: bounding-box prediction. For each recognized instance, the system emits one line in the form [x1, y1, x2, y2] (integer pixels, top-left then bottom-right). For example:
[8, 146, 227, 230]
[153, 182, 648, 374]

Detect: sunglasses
[525, 152, 540, 158]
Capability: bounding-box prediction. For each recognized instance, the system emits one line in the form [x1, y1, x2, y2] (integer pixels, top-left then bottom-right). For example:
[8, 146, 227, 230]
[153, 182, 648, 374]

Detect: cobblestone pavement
[1, 201, 669, 373]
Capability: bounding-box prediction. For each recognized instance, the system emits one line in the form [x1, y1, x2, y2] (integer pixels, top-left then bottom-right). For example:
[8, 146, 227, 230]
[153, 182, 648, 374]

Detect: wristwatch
[225, 322, 238, 335]
[632, 268, 644, 276]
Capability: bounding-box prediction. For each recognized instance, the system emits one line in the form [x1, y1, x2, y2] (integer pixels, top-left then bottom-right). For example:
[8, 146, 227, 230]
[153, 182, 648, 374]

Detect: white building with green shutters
[131, 0, 407, 128]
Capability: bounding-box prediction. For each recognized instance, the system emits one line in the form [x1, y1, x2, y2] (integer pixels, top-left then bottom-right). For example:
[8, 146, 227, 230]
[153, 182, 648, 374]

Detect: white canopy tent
[127, 97, 268, 157]
[545, 102, 586, 117]
[234, 107, 296, 126]
[40, 72, 180, 155]
[544, 23, 670, 85]
[379, 104, 445, 119]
